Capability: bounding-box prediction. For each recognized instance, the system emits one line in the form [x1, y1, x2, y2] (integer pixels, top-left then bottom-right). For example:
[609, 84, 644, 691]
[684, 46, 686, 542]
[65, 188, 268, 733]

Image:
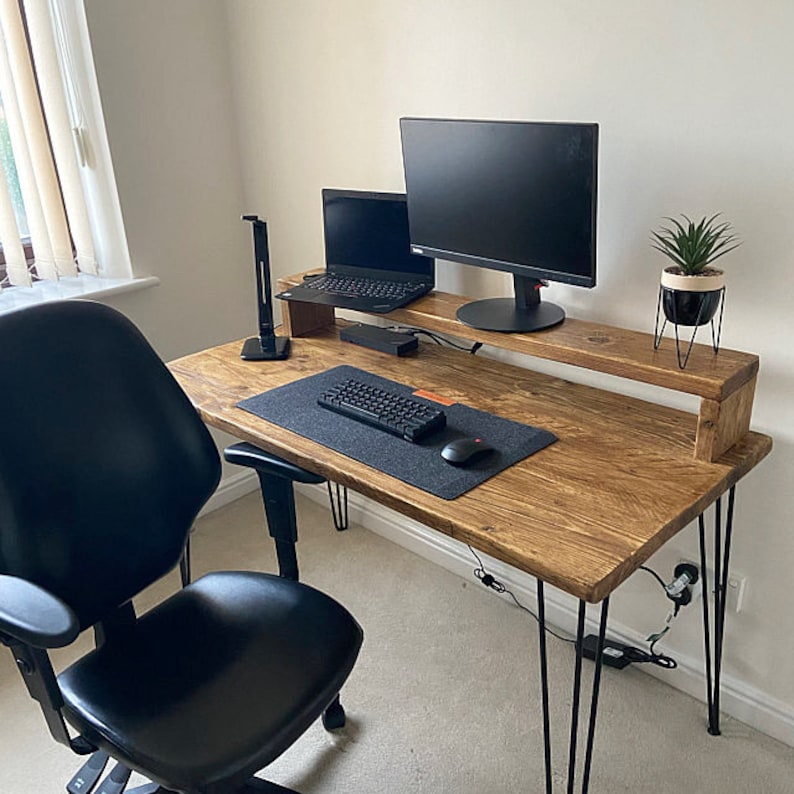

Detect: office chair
[221, 443, 348, 586]
[0, 300, 363, 794]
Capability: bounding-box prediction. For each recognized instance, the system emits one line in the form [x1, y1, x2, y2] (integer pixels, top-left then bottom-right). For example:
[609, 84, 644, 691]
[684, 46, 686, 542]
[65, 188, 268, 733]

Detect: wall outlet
[678, 559, 746, 613]
[725, 574, 747, 613]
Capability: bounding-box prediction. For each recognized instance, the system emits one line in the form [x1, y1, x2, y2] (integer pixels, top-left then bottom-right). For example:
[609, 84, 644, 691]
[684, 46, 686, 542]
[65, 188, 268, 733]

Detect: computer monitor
[399, 117, 598, 332]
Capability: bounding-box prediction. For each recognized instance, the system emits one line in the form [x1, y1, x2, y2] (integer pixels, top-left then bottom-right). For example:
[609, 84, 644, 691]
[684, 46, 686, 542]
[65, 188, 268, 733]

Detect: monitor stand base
[456, 298, 565, 333]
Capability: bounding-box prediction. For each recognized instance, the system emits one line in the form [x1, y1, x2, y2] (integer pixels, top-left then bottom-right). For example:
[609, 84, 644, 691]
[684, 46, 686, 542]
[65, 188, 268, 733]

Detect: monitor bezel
[320, 187, 435, 280]
[399, 117, 599, 290]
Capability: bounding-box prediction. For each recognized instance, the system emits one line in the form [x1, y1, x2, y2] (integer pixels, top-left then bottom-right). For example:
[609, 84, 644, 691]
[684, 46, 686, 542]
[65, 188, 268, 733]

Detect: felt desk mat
[237, 365, 557, 500]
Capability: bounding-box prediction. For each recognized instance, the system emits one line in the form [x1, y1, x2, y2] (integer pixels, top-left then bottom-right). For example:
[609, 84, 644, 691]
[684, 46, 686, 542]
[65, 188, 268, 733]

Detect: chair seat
[58, 572, 363, 793]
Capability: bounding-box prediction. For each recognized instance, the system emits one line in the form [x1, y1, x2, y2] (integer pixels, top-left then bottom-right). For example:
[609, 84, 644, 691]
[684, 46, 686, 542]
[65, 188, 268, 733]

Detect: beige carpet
[1, 491, 791, 793]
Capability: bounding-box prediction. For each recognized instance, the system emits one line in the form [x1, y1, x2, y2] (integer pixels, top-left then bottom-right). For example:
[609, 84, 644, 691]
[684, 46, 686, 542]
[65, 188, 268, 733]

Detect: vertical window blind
[0, 0, 96, 290]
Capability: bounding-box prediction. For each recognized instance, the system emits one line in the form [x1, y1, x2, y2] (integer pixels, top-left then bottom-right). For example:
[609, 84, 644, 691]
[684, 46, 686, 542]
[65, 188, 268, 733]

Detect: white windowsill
[0, 274, 160, 316]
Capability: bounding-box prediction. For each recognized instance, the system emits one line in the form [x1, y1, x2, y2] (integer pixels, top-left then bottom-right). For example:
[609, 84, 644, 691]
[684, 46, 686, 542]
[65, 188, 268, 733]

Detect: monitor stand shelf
[277, 271, 759, 463]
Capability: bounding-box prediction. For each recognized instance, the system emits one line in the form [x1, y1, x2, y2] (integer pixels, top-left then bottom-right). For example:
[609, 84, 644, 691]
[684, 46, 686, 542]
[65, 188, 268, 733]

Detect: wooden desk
[169, 294, 771, 793]
[170, 326, 769, 604]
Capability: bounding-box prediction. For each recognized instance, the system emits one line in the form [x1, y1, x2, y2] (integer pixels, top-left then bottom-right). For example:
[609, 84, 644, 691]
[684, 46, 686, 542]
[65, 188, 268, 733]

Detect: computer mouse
[440, 437, 495, 467]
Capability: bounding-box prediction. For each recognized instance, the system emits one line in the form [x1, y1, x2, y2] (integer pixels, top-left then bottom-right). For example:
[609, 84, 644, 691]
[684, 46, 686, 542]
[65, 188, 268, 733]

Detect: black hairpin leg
[581, 600, 610, 791]
[326, 482, 349, 531]
[698, 486, 736, 736]
[537, 581, 553, 794]
[537, 581, 610, 793]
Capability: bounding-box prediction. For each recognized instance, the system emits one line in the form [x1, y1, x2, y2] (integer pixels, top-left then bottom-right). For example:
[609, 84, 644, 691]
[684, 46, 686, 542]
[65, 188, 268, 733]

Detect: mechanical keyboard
[317, 378, 447, 442]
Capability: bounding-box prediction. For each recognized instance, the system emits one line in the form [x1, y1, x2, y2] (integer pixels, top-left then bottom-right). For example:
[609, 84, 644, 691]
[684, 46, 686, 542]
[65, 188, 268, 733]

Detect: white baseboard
[205, 470, 794, 747]
[294, 481, 794, 748]
[202, 468, 259, 514]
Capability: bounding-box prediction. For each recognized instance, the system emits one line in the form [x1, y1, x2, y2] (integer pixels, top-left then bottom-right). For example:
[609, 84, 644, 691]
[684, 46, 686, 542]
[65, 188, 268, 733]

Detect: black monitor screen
[399, 118, 598, 331]
[400, 118, 597, 285]
[323, 189, 434, 277]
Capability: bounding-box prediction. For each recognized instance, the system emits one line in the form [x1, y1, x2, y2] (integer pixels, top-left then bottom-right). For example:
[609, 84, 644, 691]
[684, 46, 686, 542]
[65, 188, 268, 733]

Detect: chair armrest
[0, 575, 79, 648]
[224, 441, 325, 484]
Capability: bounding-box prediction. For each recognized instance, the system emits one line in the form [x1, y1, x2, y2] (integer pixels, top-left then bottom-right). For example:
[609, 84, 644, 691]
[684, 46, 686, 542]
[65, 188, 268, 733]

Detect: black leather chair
[0, 300, 363, 794]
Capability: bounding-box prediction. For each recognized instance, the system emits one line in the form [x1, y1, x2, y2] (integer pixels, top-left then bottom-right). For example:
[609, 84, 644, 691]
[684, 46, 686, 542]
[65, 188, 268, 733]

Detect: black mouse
[440, 437, 495, 467]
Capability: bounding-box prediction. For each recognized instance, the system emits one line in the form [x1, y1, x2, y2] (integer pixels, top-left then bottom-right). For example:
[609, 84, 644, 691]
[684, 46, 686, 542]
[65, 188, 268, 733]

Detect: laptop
[276, 189, 435, 313]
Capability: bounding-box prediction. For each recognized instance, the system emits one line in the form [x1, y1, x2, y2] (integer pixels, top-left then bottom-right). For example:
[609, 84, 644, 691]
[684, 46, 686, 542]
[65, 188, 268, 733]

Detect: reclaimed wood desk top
[169, 323, 771, 603]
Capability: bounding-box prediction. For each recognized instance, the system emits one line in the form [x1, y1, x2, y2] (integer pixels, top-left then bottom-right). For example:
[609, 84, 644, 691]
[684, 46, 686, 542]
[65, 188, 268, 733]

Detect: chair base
[66, 754, 299, 794]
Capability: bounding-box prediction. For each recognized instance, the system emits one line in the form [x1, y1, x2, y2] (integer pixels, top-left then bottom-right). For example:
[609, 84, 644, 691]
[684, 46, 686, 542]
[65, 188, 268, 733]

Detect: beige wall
[84, 0, 253, 362]
[80, 0, 794, 735]
[223, 0, 794, 727]
[83, 0, 260, 476]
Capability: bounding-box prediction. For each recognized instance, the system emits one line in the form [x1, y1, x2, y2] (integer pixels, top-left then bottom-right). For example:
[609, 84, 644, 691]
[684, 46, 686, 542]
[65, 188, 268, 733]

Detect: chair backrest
[0, 301, 221, 630]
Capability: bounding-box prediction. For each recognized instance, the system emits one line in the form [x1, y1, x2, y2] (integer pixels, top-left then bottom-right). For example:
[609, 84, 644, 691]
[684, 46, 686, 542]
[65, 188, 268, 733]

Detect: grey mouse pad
[237, 365, 557, 500]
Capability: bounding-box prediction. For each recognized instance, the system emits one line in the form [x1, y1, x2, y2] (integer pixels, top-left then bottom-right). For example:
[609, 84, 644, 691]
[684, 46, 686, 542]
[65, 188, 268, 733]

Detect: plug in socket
[678, 558, 746, 613]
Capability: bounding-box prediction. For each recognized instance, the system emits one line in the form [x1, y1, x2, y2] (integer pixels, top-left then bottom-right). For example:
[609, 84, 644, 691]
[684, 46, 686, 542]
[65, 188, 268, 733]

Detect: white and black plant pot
[654, 267, 726, 369]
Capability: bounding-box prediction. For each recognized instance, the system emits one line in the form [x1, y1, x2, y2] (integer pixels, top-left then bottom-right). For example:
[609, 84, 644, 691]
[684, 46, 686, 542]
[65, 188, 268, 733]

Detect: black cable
[639, 564, 693, 617]
[387, 325, 483, 354]
[632, 566, 683, 668]
[467, 545, 575, 644]
[638, 565, 667, 591]
[467, 550, 681, 664]
[622, 644, 678, 669]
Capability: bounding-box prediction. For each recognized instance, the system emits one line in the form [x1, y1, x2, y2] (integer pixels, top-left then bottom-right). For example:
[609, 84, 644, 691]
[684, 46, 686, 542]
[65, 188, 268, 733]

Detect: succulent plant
[651, 214, 741, 276]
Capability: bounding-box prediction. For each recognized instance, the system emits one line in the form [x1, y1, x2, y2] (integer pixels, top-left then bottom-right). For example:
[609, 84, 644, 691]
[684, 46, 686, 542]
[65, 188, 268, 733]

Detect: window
[0, 0, 153, 311]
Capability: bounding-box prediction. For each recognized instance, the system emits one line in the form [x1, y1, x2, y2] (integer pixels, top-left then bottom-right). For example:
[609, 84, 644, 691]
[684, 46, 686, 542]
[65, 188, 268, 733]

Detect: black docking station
[340, 323, 418, 356]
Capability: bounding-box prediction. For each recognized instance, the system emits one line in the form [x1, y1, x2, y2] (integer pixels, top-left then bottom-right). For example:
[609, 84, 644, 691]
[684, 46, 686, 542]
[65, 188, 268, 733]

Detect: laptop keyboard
[317, 378, 447, 442]
[304, 274, 425, 300]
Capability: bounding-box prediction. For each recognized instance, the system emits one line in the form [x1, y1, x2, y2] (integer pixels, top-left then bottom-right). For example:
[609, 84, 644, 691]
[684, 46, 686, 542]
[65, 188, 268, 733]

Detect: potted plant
[651, 213, 740, 327]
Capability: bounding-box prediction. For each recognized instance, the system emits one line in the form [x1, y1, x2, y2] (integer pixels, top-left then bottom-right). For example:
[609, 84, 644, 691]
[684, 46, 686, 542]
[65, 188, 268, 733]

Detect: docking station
[340, 323, 418, 356]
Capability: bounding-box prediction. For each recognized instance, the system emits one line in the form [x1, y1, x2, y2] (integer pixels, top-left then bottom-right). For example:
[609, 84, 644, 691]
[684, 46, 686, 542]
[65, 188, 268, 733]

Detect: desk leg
[537, 582, 610, 793]
[537, 581, 553, 793]
[326, 482, 349, 531]
[698, 485, 736, 736]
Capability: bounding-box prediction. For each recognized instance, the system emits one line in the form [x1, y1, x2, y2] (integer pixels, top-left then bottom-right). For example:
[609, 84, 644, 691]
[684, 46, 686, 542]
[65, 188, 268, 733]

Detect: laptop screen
[322, 189, 434, 279]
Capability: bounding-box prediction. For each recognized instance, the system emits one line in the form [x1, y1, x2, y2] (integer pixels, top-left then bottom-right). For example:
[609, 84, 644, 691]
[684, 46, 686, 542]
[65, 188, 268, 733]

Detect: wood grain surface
[277, 274, 758, 401]
[277, 275, 760, 462]
[169, 324, 771, 603]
